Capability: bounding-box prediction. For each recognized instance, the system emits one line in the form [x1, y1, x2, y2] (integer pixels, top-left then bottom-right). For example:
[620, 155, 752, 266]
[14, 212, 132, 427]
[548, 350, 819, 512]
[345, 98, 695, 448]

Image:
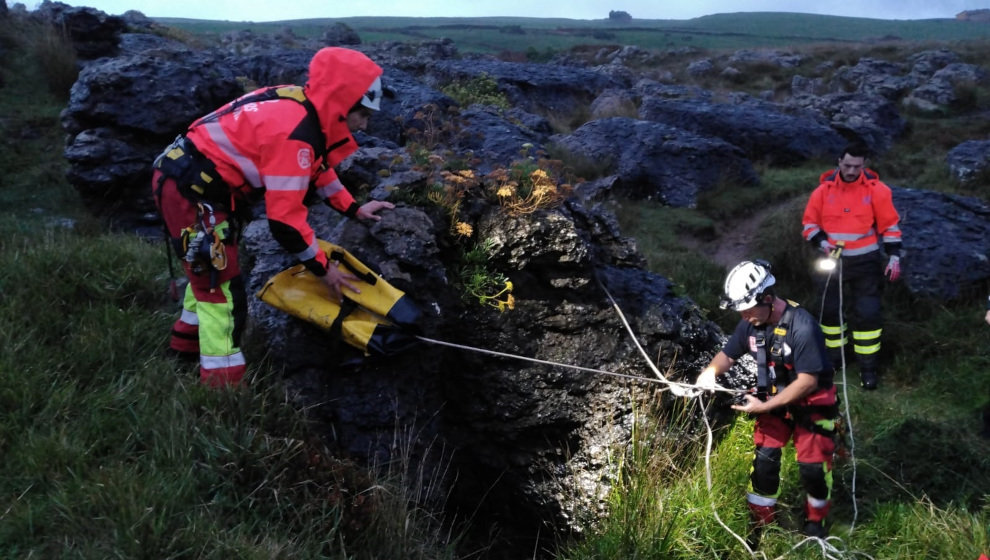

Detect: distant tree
[608, 10, 632, 22]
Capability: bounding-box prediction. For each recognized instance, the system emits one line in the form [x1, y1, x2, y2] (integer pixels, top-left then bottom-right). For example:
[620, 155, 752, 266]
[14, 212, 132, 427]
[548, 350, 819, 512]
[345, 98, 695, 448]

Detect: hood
[819, 167, 879, 184]
[304, 47, 383, 155]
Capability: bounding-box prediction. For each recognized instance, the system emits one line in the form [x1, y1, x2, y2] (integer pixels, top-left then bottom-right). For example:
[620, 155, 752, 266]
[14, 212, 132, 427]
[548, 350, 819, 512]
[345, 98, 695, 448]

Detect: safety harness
[153, 86, 328, 294]
[754, 301, 839, 436]
[154, 85, 327, 207]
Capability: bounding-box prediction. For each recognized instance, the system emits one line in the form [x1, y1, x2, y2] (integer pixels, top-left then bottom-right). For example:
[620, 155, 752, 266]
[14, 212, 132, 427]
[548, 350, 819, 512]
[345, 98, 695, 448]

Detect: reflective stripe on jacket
[184, 47, 382, 275]
[802, 168, 901, 257]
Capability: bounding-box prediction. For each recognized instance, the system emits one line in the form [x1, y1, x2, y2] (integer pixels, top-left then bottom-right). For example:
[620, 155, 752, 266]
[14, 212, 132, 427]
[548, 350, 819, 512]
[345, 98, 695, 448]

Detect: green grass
[0, 16, 461, 559]
[156, 13, 990, 55]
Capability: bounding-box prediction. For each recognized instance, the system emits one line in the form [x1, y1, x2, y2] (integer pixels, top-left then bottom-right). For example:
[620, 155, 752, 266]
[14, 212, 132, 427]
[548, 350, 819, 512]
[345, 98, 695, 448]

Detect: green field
[156, 12, 990, 53]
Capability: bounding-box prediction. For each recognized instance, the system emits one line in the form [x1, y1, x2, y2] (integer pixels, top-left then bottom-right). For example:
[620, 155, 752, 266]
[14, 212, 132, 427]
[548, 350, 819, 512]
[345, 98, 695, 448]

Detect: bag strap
[190, 86, 327, 160]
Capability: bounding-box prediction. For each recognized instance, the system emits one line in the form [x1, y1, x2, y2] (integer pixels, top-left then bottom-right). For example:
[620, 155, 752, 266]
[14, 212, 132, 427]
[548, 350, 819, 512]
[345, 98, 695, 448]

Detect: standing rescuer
[689, 260, 838, 541]
[152, 47, 394, 387]
[802, 142, 902, 390]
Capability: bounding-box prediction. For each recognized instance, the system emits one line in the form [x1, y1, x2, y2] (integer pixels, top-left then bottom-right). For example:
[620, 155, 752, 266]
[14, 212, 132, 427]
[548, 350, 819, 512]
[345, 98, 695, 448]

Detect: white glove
[669, 382, 699, 398]
[669, 367, 718, 398]
[695, 367, 719, 391]
[819, 239, 836, 256]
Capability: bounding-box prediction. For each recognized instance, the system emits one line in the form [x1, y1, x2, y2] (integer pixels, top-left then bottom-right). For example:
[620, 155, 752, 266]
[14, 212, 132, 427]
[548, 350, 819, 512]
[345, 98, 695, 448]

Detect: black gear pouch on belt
[754, 330, 776, 402]
[154, 136, 229, 206]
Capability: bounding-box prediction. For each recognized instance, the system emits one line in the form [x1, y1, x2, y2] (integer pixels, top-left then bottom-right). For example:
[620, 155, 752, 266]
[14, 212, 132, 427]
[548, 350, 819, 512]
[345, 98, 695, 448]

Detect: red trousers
[748, 386, 837, 525]
[154, 170, 247, 387]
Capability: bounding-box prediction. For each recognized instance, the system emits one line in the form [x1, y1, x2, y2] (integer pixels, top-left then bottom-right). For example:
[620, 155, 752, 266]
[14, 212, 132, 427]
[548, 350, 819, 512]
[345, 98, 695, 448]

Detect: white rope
[414, 337, 746, 396]
[599, 282, 762, 557]
[821, 259, 861, 532]
[699, 398, 765, 558]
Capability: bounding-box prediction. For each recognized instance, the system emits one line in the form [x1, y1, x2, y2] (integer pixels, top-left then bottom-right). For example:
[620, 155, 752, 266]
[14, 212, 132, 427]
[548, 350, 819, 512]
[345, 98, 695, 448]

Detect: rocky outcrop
[59, 48, 245, 234]
[902, 62, 989, 113]
[894, 187, 990, 300]
[638, 95, 847, 165]
[786, 92, 906, 153]
[241, 190, 727, 537]
[550, 117, 759, 207]
[33, 0, 126, 59]
[423, 58, 628, 116]
[947, 138, 990, 183]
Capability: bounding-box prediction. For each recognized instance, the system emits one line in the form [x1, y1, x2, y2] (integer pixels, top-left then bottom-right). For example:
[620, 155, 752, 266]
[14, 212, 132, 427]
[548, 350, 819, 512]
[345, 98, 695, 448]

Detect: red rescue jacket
[802, 168, 901, 257]
[185, 47, 382, 276]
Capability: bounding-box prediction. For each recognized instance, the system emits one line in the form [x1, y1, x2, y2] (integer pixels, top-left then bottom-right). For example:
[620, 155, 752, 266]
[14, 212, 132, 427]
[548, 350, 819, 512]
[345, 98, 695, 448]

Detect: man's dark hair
[842, 142, 871, 159]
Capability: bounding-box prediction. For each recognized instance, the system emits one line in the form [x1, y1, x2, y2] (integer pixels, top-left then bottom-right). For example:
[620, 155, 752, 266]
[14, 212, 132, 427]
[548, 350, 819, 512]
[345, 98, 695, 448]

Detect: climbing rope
[415, 335, 743, 397]
[820, 259, 861, 533]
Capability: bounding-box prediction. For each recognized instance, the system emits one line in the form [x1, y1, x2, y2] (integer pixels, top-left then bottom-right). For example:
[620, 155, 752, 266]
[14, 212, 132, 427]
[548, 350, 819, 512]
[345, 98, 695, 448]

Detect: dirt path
[684, 202, 791, 271]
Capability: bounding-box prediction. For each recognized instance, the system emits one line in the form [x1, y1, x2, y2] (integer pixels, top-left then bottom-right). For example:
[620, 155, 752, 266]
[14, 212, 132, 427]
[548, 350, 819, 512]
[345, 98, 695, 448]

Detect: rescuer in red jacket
[802, 143, 902, 390]
[152, 47, 394, 387]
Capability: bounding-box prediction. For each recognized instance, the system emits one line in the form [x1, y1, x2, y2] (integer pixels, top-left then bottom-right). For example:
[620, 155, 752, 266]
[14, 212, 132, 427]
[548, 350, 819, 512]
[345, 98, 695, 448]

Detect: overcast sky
[50, 0, 976, 22]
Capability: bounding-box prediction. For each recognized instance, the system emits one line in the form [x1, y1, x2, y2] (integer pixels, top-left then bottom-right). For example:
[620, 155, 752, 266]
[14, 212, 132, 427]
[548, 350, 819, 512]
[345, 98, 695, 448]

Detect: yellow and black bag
[257, 240, 421, 356]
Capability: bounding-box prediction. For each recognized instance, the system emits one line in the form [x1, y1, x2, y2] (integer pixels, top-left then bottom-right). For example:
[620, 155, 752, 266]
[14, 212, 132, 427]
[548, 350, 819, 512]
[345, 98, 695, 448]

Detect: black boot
[746, 523, 764, 550]
[860, 369, 878, 390]
[802, 519, 828, 539]
[828, 348, 846, 370]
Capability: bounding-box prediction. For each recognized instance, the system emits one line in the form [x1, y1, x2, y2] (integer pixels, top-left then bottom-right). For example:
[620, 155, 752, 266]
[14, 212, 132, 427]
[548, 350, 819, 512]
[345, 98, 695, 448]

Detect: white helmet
[720, 260, 775, 311]
[359, 76, 383, 111]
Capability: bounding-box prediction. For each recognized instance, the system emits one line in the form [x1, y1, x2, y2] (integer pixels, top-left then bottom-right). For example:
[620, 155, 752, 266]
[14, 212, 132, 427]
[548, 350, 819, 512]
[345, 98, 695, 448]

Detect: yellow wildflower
[455, 222, 474, 237]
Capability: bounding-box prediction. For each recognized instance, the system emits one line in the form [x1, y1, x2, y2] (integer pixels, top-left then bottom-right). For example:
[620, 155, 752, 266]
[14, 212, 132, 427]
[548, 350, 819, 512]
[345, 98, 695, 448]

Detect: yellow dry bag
[256, 240, 421, 356]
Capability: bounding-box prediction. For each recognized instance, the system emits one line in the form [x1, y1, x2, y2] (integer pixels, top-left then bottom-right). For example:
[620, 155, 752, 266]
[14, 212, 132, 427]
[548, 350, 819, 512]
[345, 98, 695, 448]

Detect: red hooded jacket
[184, 47, 382, 276]
[802, 168, 901, 257]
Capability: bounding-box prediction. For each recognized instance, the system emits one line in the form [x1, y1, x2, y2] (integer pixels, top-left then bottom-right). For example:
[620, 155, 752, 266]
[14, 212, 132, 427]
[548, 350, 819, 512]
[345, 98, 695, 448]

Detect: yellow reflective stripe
[854, 343, 881, 355]
[820, 324, 846, 335]
[825, 338, 847, 348]
[853, 329, 882, 340]
[815, 419, 835, 431]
